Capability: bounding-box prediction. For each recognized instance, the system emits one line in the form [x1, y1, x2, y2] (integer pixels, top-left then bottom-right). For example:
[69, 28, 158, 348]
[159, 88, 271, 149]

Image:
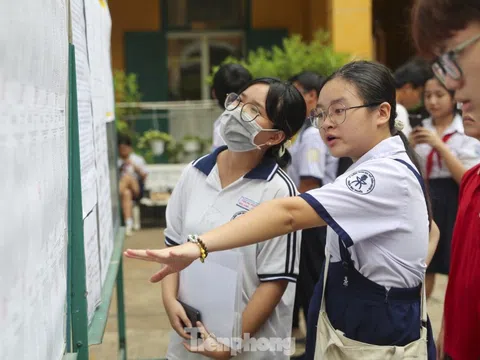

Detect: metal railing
[117, 100, 223, 144]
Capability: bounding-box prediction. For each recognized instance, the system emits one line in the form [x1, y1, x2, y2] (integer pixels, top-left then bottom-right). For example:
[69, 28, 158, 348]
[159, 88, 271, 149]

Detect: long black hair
[423, 68, 459, 116]
[322, 61, 433, 225]
[238, 77, 306, 168]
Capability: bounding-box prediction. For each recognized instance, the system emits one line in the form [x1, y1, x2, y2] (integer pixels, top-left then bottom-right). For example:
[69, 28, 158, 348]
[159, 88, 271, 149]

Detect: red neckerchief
[425, 132, 456, 179]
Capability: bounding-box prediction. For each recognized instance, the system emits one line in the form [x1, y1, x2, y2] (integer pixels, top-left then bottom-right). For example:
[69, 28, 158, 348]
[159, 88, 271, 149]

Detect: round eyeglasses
[224, 93, 262, 122]
[309, 102, 381, 128]
[431, 33, 480, 85]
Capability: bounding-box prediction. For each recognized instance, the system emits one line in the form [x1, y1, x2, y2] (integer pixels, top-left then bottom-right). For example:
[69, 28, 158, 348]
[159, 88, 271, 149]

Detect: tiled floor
[89, 228, 447, 359]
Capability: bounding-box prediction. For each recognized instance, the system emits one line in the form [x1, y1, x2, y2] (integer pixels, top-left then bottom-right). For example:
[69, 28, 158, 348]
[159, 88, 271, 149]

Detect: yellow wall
[109, 0, 373, 71]
[252, 0, 372, 59]
[328, 0, 373, 60]
[252, 0, 312, 39]
[110, 0, 160, 70]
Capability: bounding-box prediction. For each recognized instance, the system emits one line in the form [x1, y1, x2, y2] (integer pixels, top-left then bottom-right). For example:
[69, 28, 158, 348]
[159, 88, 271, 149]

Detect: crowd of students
[125, 0, 480, 359]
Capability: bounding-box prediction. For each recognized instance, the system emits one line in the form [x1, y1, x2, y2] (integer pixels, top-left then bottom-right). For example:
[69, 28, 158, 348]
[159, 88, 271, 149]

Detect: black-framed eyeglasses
[309, 102, 382, 128]
[432, 33, 480, 85]
[224, 92, 263, 123]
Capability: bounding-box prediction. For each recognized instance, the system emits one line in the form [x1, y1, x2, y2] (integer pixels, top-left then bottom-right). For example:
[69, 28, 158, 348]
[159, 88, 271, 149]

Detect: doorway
[167, 31, 245, 101]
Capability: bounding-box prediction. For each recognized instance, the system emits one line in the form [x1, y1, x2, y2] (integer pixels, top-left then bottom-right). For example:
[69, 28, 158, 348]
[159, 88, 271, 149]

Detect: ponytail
[395, 130, 433, 227]
[266, 144, 291, 169]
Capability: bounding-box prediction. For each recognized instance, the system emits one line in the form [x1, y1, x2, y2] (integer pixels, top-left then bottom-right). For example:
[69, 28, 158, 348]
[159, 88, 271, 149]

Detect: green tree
[113, 69, 142, 139]
[207, 30, 351, 84]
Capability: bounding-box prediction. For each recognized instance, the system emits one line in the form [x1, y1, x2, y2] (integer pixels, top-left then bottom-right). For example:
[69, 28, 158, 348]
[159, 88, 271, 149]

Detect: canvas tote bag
[314, 250, 428, 360]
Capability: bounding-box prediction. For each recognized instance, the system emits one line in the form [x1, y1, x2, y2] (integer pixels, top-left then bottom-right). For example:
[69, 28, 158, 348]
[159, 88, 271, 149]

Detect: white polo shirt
[117, 153, 148, 182]
[211, 115, 226, 152]
[323, 151, 339, 185]
[164, 146, 301, 360]
[300, 136, 429, 289]
[414, 115, 480, 179]
[287, 125, 338, 188]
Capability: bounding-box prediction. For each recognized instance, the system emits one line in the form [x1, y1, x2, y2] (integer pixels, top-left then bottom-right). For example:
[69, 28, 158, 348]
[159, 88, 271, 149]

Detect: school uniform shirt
[323, 151, 340, 185]
[443, 164, 480, 360]
[475, 140, 480, 157]
[287, 125, 338, 188]
[164, 146, 301, 360]
[300, 136, 429, 289]
[396, 103, 412, 137]
[211, 115, 226, 152]
[117, 153, 148, 182]
[414, 115, 480, 178]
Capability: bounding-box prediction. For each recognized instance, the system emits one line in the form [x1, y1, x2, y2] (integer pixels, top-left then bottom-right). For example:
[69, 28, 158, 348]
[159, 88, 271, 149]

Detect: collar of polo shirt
[193, 146, 279, 181]
[423, 113, 465, 135]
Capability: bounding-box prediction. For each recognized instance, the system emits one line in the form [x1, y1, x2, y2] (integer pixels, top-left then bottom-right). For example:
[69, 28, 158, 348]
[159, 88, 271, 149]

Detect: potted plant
[137, 130, 174, 156]
[181, 135, 204, 153]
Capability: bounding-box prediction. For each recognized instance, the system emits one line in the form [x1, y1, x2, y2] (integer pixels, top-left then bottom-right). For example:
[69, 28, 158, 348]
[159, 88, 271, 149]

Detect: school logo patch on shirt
[346, 170, 375, 195]
[236, 196, 259, 211]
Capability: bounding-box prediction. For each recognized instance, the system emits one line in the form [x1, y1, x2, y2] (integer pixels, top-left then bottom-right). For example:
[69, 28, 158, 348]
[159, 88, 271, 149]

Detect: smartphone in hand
[409, 114, 424, 129]
[178, 300, 201, 324]
[178, 300, 202, 338]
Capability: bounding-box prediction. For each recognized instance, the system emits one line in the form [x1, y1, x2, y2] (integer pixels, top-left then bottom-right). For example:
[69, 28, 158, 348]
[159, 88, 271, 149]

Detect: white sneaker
[126, 225, 133, 236]
[133, 223, 140, 231]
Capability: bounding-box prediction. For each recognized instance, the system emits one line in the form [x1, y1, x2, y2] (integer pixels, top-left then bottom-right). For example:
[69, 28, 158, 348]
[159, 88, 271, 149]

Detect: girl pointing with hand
[126, 61, 439, 359]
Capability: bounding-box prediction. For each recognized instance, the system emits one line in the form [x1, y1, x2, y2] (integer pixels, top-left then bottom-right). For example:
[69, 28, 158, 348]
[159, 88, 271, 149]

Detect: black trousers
[292, 226, 326, 328]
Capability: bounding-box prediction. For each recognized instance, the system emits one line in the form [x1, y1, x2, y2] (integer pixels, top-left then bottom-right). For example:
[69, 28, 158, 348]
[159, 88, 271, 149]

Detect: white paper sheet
[84, 208, 102, 324]
[103, 5, 115, 122]
[0, 91, 68, 359]
[0, 0, 68, 359]
[85, 0, 115, 124]
[94, 123, 114, 284]
[72, 0, 98, 217]
[175, 251, 244, 350]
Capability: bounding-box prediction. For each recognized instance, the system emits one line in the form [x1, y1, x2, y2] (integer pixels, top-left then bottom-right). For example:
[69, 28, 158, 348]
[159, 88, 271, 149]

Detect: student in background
[211, 63, 252, 151]
[287, 71, 328, 344]
[394, 58, 431, 136]
[409, 72, 480, 298]
[117, 134, 148, 236]
[411, 1, 480, 357]
[161, 78, 305, 359]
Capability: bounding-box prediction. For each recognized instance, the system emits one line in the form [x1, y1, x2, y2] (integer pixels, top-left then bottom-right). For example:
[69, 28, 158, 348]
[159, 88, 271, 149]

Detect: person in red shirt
[412, 1, 480, 359]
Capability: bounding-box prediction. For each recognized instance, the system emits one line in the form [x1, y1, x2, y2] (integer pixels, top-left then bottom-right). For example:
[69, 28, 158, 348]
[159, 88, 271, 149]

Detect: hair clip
[394, 119, 405, 131]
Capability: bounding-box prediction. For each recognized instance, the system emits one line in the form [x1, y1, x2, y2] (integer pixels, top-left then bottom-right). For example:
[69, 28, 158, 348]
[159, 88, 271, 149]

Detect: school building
[110, 0, 414, 102]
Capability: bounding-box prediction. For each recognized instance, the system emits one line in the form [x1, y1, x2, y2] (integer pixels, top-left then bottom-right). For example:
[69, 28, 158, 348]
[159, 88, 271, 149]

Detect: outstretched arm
[125, 196, 325, 281]
[197, 196, 323, 252]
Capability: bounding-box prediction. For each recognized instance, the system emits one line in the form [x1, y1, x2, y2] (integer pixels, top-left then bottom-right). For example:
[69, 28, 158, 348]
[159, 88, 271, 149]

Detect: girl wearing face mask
[409, 74, 480, 299]
[126, 61, 442, 359]
[160, 78, 306, 360]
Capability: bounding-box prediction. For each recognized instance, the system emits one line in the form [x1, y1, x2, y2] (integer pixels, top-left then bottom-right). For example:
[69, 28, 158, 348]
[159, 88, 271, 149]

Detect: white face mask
[219, 107, 278, 152]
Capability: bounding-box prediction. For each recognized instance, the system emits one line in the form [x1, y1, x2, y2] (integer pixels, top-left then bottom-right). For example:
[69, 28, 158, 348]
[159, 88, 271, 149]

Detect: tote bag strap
[320, 248, 331, 312]
[393, 158, 428, 326]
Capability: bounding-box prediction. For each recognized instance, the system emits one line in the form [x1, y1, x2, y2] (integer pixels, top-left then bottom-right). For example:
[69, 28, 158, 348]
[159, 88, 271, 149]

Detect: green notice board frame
[64, 43, 127, 360]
